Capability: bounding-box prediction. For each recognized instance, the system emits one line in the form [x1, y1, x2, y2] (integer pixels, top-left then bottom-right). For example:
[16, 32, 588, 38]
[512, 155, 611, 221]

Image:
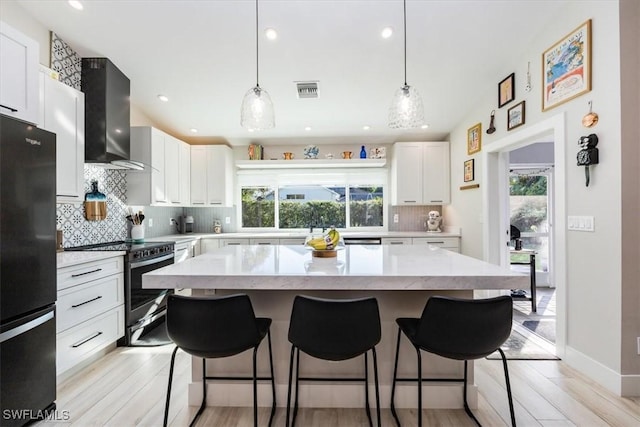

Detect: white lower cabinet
[412, 237, 460, 252]
[56, 255, 124, 375]
[200, 238, 220, 253]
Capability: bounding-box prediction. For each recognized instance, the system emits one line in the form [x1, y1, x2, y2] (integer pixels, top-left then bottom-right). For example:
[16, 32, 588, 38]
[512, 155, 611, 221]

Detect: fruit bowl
[312, 249, 337, 258]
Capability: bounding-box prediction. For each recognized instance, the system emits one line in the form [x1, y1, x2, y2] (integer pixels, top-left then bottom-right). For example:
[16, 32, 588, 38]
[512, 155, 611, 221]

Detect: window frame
[236, 168, 388, 232]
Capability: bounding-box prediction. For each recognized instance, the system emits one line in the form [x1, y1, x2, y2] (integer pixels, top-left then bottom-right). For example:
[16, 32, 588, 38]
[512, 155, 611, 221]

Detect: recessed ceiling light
[68, 1, 83, 10]
[421, 124, 429, 129]
[304, 126, 312, 131]
[363, 125, 371, 131]
[248, 128, 255, 133]
[264, 28, 278, 40]
[190, 128, 198, 133]
[157, 94, 169, 102]
[381, 27, 393, 39]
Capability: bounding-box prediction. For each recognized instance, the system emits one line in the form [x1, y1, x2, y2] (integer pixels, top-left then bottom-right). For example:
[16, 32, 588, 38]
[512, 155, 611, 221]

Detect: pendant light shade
[388, 0, 424, 129]
[241, 0, 274, 130]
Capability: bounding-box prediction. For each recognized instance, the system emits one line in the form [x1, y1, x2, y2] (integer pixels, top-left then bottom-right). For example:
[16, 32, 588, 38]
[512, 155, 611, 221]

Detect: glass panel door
[510, 168, 553, 286]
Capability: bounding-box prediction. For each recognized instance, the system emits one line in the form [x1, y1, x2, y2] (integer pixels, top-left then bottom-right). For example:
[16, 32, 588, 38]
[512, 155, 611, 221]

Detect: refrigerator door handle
[0, 311, 54, 343]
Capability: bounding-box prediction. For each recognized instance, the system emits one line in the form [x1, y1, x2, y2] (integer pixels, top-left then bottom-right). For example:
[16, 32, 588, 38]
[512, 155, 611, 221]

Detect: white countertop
[57, 251, 126, 268]
[143, 244, 526, 291]
[144, 230, 461, 243]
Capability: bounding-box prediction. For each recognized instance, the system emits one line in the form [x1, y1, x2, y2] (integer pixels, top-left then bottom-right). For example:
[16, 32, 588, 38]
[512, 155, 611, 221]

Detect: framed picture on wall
[464, 159, 474, 182]
[498, 73, 515, 108]
[507, 101, 526, 131]
[467, 123, 482, 155]
[542, 19, 592, 111]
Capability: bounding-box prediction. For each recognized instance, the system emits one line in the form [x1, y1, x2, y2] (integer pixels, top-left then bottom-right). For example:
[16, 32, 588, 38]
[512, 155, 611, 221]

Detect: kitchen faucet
[308, 213, 326, 233]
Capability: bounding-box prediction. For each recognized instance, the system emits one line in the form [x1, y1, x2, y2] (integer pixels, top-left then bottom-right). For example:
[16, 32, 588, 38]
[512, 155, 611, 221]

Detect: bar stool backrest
[288, 295, 381, 361]
[415, 295, 513, 360]
[166, 294, 260, 358]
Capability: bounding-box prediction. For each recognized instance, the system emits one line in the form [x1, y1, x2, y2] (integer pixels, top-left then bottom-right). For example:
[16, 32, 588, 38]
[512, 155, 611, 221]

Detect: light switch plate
[393, 214, 399, 223]
[568, 215, 595, 232]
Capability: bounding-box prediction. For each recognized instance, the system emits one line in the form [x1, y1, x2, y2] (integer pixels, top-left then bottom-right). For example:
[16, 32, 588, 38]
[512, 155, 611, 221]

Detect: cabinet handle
[390, 242, 404, 245]
[71, 295, 103, 308]
[209, 201, 222, 205]
[428, 241, 445, 244]
[0, 104, 18, 113]
[192, 202, 205, 205]
[257, 242, 271, 245]
[71, 331, 103, 348]
[429, 200, 443, 203]
[403, 200, 417, 203]
[71, 268, 102, 278]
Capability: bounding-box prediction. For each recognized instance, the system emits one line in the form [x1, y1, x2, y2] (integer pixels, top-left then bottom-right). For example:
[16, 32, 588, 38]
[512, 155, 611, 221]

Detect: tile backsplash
[387, 205, 443, 232]
[56, 165, 128, 247]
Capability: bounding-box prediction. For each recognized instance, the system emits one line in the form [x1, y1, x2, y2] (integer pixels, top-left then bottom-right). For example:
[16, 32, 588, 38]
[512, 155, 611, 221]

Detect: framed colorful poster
[542, 19, 592, 111]
[464, 159, 474, 182]
[467, 123, 482, 155]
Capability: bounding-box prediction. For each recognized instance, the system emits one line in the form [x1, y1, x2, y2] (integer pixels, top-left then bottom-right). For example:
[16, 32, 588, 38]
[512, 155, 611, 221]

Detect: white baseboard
[563, 345, 640, 397]
[188, 382, 475, 409]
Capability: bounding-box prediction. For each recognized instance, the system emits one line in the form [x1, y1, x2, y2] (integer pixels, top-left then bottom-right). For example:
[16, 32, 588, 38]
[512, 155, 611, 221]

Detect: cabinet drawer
[381, 238, 412, 245]
[57, 274, 124, 333]
[249, 238, 279, 245]
[56, 306, 124, 375]
[412, 237, 460, 250]
[279, 238, 306, 245]
[57, 256, 124, 291]
[220, 238, 250, 246]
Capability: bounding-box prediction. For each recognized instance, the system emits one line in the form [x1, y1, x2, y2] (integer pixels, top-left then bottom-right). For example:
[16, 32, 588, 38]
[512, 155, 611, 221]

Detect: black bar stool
[390, 295, 516, 427]
[163, 294, 276, 427]
[286, 295, 382, 427]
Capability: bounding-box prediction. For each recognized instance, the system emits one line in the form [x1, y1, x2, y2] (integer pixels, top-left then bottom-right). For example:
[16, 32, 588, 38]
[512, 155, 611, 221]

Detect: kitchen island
[143, 245, 527, 410]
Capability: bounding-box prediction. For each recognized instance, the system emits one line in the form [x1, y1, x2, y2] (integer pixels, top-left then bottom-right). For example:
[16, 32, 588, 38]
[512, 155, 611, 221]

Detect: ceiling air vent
[296, 82, 319, 99]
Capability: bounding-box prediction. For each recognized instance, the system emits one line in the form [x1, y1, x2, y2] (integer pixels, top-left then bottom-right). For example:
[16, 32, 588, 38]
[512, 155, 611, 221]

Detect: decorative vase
[360, 145, 367, 158]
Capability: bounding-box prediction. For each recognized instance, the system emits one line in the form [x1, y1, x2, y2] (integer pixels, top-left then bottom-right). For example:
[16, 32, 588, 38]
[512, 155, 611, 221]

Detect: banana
[306, 228, 341, 250]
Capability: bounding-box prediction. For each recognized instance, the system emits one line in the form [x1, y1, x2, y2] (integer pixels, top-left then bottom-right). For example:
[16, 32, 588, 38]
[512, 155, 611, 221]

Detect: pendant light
[241, 0, 274, 130]
[388, 0, 424, 129]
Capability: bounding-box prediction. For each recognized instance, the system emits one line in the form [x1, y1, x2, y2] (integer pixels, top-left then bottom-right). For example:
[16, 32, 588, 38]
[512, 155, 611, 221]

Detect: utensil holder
[131, 225, 144, 243]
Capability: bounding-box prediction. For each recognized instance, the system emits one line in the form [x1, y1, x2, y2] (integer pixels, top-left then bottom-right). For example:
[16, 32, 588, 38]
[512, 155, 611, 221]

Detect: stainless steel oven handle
[129, 252, 174, 269]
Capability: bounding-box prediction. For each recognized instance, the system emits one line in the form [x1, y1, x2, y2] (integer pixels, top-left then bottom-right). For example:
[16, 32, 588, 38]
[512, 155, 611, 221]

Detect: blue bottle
[360, 145, 366, 159]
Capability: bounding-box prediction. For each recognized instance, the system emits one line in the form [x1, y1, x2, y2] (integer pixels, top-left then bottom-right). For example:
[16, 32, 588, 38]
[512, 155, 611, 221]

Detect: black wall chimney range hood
[81, 58, 143, 170]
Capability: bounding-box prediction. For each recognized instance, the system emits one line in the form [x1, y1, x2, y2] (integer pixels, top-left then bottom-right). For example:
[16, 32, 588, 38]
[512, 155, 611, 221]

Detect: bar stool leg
[163, 346, 179, 427]
[390, 328, 402, 427]
[372, 348, 381, 427]
[286, 345, 296, 427]
[416, 347, 422, 427]
[364, 352, 372, 427]
[189, 358, 207, 427]
[499, 348, 517, 427]
[253, 347, 258, 427]
[267, 331, 276, 427]
[293, 348, 301, 426]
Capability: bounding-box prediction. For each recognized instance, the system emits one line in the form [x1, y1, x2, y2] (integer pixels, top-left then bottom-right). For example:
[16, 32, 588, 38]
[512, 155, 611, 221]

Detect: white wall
[445, 1, 639, 393]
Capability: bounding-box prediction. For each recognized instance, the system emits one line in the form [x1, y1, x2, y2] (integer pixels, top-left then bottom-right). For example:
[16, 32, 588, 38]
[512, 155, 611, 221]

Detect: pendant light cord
[255, 0, 260, 88]
[403, 0, 407, 86]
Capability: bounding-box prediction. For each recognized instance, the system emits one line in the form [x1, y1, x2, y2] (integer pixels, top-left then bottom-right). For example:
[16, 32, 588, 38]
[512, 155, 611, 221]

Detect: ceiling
[16, 0, 568, 146]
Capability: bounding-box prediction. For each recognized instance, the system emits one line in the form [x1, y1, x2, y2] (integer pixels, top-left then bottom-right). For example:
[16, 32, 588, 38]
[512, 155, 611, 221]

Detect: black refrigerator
[0, 115, 57, 426]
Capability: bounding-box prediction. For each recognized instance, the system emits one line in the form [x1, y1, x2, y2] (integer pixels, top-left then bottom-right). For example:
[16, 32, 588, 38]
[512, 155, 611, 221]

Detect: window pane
[241, 187, 275, 228]
[510, 176, 548, 232]
[278, 185, 346, 229]
[349, 186, 383, 227]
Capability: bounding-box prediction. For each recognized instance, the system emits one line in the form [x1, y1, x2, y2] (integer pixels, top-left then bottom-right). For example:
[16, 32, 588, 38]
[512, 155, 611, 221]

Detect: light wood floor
[37, 342, 640, 427]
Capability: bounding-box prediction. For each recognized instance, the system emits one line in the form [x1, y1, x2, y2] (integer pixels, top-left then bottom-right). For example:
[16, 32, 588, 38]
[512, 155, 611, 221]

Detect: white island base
[143, 245, 527, 410]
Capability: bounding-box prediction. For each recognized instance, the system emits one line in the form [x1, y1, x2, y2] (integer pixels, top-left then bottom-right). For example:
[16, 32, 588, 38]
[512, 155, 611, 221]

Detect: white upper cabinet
[179, 141, 191, 205]
[391, 141, 450, 205]
[128, 126, 190, 206]
[38, 69, 85, 203]
[0, 21, 39, 124]
[190, 145, 234, 207]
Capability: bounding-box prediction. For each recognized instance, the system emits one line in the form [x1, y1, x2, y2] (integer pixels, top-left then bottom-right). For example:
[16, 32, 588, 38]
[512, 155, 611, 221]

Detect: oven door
[126, 253, 174, 329]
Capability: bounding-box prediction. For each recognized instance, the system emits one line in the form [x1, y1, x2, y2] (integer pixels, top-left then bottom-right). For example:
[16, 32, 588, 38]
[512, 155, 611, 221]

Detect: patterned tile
[56, 165, 128, 247]
[50, 33, 81, 90]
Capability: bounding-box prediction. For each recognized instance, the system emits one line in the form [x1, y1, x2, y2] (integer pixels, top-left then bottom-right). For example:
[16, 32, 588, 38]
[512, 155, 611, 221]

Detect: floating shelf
[235, 158, 387, 169]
